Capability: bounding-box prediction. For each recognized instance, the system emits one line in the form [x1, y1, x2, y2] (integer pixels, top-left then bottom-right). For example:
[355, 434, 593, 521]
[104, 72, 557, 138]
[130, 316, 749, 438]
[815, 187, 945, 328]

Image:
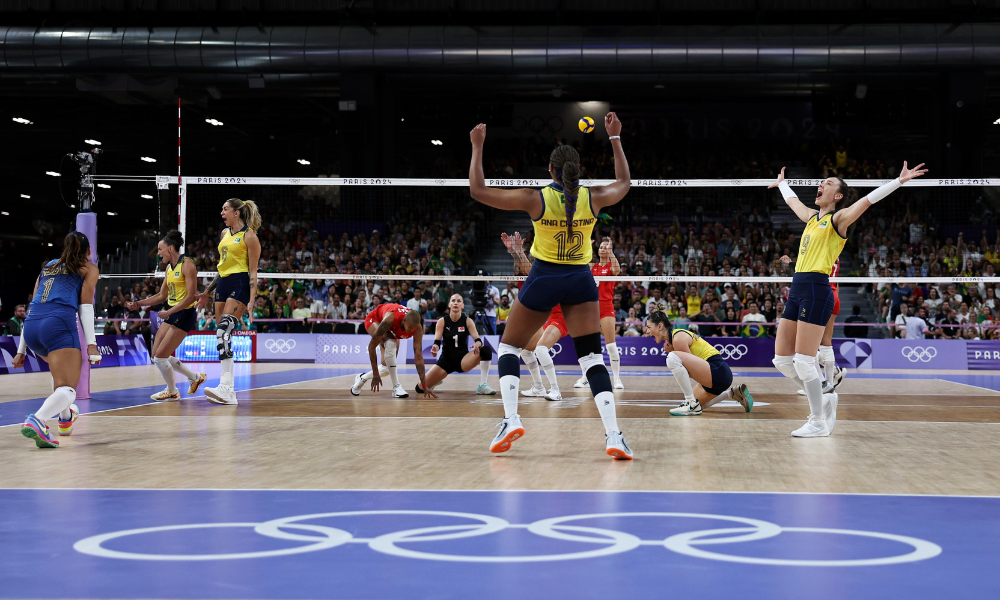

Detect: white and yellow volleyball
[578, 116, 595, 133]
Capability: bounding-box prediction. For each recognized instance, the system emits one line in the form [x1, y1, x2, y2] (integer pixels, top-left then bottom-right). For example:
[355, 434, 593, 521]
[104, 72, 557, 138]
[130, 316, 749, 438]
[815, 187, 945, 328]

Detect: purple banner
[316, 334, 412, 365]
[0, 335, 149, 375]
[833, 339, 873, 369]
[544, 335, 777, 367]
[871, 339, 969, 370]
[966, 341, 1000, 370]
[257, 334, 317, 362]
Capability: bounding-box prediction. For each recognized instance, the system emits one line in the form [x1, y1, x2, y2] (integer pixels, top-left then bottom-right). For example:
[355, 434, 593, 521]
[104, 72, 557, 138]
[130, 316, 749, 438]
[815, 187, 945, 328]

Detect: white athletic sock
[361, 365, 390, 382]
[36, 386, 76, 422]
[220, 358, 234, 388]
[59, 407, 73, 421]
[169, 356, 198, 381]
[819, 345, 836, 381]
[535, 345, 559, 390]
[607, 343, 621, 380]
[703, 388, 732, 409]
[480, 357, 490, 385]
[520, 349, 543, 387]
[794, 353, 825, 418]
[387, 366, 401, 387]
[153, 357, 177, 393]
[595, 391, 619, 434]
[666, 352, 696, 402]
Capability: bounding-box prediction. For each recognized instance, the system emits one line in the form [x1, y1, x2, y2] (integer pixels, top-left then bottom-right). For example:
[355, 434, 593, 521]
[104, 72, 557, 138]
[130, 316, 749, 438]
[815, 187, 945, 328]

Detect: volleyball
[578, 116, 595, 133]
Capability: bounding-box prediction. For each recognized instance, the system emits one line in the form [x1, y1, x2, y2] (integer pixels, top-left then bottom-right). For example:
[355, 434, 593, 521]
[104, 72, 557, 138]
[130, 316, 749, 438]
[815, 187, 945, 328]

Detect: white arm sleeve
[78, 304, 98, 346]
[777, 181, 797, 202]
[866, 178, 902, 205]
[17, 323, 27, 354]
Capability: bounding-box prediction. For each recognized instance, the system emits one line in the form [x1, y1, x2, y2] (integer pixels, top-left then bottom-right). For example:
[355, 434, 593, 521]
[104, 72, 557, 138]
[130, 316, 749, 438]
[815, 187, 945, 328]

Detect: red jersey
[830, 259, 840, 291]
[364, 303, 414, 340]
[592, 262, 616, 305]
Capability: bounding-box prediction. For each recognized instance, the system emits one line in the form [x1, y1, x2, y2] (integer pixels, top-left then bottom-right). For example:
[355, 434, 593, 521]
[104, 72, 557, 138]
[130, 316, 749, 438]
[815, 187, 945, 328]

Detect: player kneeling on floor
[415, 294, 496, 396]
[644, 308, 753, 416]
[352, 303, 433, 398]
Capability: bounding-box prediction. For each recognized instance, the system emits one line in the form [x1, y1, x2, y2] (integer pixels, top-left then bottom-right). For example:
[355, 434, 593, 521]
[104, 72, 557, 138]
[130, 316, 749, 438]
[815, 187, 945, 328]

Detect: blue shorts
[704, 355, 734, 396]
[518, 259, 599, 312]
[164, 307, 197, 332]
[215, 273, 251, 306]
[781, 272, 835, 327]
[23, 310, 80, 356]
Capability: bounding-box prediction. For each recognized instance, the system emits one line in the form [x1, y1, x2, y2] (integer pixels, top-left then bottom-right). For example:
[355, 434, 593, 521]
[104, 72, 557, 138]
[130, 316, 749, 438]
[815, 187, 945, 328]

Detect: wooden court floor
[3, 363, 1000, 496]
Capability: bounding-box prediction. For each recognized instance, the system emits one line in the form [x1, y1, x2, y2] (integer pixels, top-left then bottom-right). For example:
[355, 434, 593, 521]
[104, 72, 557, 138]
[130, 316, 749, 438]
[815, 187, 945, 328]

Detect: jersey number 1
[40, 278, 55, 303]
[554, 231, 585, 261]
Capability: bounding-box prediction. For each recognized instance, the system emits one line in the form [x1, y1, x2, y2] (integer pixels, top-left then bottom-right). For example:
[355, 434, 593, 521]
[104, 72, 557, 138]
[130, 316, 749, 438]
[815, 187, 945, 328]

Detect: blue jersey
[27, 259, 84, 319]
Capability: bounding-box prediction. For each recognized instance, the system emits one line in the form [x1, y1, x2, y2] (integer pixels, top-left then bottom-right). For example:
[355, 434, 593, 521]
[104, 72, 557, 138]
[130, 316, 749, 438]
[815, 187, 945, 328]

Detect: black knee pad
[572, 332, 602, 358]
[217, 314, 238, 360]
[479, 346, 493, 362]
[586, 365, 613, 395]
[498, 352, 519, 378]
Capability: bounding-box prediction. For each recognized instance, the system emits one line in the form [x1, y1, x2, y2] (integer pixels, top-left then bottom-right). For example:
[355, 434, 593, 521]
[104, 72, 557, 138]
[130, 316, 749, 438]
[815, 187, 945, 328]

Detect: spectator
[692, 304, 720, 336]
[720, 308, 740, 337]
[407, 289, 424, 312]
[290, 297, 312, 333]
[252, 297, 272, 333]
[843, 305, 869, 338]
[740, 301, 768, 337]
[6, 304, 26, 336]
[623, 308, 643, 336]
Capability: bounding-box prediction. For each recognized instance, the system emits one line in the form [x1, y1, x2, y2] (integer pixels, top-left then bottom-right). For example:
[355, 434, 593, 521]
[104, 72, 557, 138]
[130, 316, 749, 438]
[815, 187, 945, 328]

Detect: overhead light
[297, 159, 311, 165]
[994, 118, 1000, 125]
[140, 156, 157, 163]
[654, 84, 665, 89]
[401, 118, 405, 122]
[106, 212, 118, 216]
[140, 194, 153, 199]
[12, 117, 32, 125]
[205, 118, 224, 126]
[144, 219, 150, 223]
[47, 243, 53, 247]
[70, 204, 76, 208]
[431, 140, 443, 146]
[45, 171, 60, 177]
[1, 211, 8, 216]
[97, 183, 111, 189]
[20, 194, 30, 199]
[85, 139, 102, 145]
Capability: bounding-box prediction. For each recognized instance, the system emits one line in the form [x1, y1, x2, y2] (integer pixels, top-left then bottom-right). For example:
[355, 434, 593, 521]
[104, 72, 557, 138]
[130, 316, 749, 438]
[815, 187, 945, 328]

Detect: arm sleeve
[17, 322, 27, 354]
[78, 304, 98, 346]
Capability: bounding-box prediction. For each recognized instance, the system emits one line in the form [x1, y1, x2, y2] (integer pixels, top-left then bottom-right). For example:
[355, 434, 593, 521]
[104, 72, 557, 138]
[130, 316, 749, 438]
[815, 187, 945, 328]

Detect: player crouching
[416, 294, 496, 396]
[644, 308, 753, 416]
[351, 303, 433, 398]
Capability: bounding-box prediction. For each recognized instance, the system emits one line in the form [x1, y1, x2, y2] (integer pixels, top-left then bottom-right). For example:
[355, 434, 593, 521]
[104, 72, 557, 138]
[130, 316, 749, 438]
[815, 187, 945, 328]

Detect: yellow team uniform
[530, 184, 596, 265]
[670, 329, 720, 361]
[166, 256, 196, 309]
[218, 225, 250, 277]
[796, 212, 846, 274]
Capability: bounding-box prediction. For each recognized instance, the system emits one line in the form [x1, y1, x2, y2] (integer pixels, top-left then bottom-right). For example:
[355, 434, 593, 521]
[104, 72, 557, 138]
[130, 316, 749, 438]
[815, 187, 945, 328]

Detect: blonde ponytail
[227, 198, 263, 232]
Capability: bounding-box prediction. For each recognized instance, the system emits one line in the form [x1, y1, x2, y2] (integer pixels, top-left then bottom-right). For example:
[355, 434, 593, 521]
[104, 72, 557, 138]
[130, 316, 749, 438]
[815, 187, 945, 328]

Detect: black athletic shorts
[435, 351, 469, 375]
[704, 355, 734, 396]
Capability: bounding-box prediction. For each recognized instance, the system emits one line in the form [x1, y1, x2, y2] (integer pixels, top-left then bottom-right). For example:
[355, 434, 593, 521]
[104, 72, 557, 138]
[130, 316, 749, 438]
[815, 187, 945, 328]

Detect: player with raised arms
[125, 230, 207, 401]
[502, 231, 572, 402]
[14, 231, 100, 448]
[771, 163, 926, 437]
[351, 303, 432, 398]
[470, 112, 634, 459]
[643, 308, 753, 416]
[574, 237, 624, 390]
[414, 294, 497, 396]
[199, 198, 262, 406]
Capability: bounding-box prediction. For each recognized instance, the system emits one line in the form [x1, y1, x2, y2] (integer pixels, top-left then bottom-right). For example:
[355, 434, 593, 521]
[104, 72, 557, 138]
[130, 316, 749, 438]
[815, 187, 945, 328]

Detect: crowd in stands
[856, 202, 1000, 340]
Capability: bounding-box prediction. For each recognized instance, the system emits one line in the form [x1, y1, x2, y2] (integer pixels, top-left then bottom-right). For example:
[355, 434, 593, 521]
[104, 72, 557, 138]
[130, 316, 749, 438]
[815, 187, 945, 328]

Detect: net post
[76, 211, 98, 400]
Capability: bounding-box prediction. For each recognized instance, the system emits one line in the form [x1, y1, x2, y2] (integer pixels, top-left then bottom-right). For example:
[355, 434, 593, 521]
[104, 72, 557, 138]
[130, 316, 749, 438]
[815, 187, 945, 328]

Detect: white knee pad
[793, 353, 819, 382]
[535, 345, 553, 366]
[383, 339, 398, 367]
[168, 356, 181, 366]
[579, 352, 604, 372]
[519, 348, 537, 364]
[500, 343, 521, 358]
[772, 355, 798, 380]
[378, 365, 390, 377]
[666, 351, 685, 371]
[819, 345, 835, 363]
[606, 342, 620, 360]
[153, 356, 171, 370]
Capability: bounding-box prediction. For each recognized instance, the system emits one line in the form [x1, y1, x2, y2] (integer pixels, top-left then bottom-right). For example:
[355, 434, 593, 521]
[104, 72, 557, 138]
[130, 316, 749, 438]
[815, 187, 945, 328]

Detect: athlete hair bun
[163, 229, 184, 248]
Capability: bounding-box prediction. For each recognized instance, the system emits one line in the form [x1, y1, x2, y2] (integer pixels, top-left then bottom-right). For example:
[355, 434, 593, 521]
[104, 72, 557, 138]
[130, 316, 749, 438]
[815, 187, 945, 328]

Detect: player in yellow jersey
[469, 113, 634, 459]
[770, 162, 927, 437]
[126, 230, 207, 401]
[644, 308, 753, 416]
[198, 198, 262, 406]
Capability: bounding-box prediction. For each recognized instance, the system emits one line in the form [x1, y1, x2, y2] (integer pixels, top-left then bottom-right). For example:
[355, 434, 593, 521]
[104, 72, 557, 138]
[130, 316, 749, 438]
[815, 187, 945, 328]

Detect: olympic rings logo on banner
[901, 346, 937, 363]
[713, 344, 748, 360]
[73, 511, 941, 567]
[264, 339, 297, 353]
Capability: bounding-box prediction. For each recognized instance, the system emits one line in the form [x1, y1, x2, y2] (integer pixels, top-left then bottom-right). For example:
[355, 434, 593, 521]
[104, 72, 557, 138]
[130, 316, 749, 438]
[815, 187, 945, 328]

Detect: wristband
[777, 181, 797, 202]
[866, 178, 902, 205]
[473, 338, 482, 344]
[434, 339, 442, 345]
[17, 323, 27, 354]
[608, 135, 621, 140]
